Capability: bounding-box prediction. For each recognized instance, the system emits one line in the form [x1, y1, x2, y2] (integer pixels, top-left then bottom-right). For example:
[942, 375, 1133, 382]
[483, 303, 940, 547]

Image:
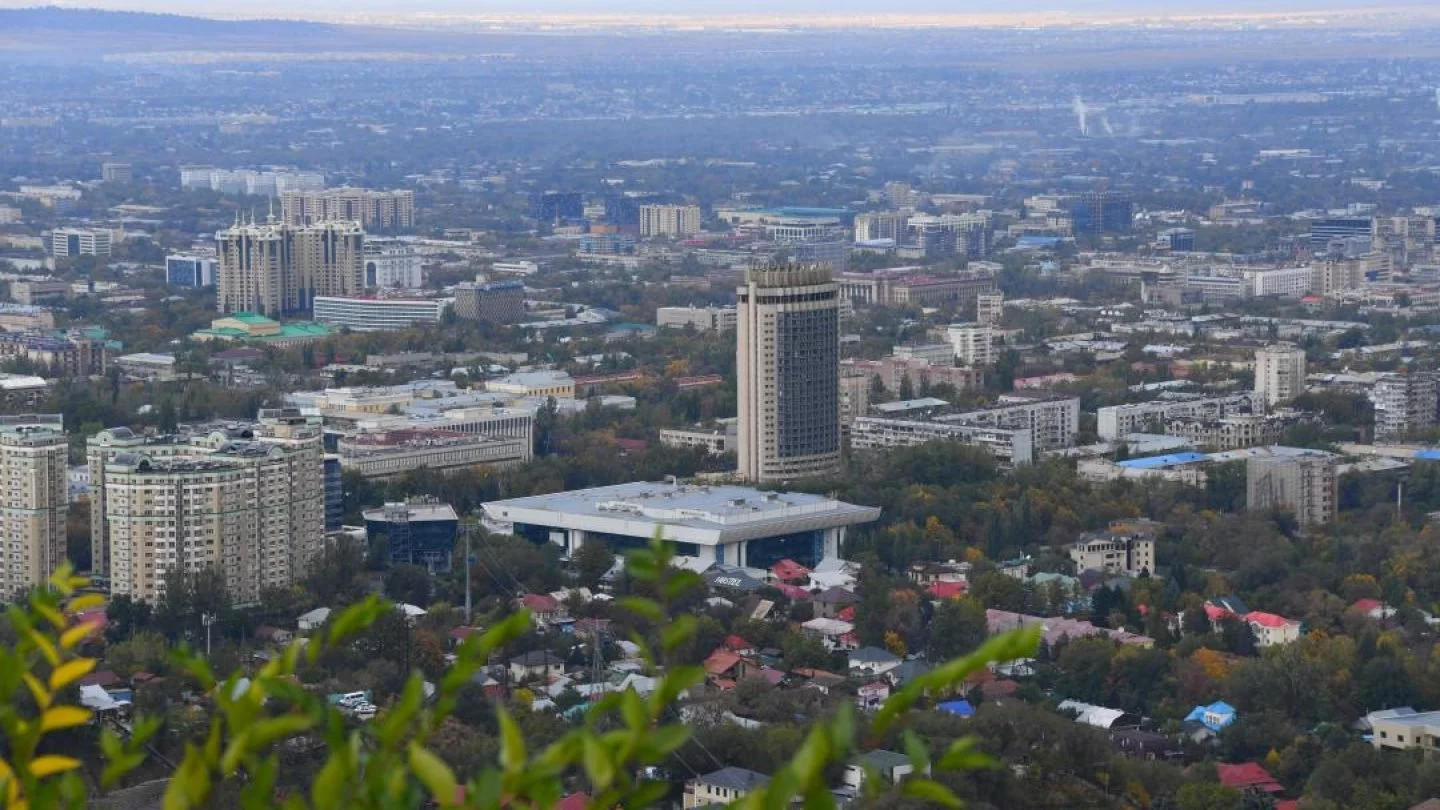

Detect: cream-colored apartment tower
[1254, 343, 1306, 408]
[737, 264, 842, 483]
[0, 415, 68, 597]
[88, 410, 324, 604]
[216, 220, 364, 316]
[281, 188, 415, 229]
[639, 204, 701, 237]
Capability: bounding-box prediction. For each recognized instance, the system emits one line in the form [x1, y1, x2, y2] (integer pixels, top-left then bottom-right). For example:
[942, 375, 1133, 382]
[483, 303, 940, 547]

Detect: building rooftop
[484, 482, 879, 538]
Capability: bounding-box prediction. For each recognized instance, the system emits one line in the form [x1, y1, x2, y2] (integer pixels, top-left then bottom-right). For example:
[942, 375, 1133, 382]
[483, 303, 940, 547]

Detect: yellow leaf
[40, 706, 92, 733]
[59, 625, 93, 650]
[27, 630, 60, 667]
[29, 755, 81, 778]
[66, 593, 105, 614]
[34, 602, 66, 631]
[23, 674, 50, 710]
[49, 658, 96, 692]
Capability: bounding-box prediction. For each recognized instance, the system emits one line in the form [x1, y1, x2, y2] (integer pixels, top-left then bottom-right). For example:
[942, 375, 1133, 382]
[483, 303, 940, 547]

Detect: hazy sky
[2, 0, 1413, 14]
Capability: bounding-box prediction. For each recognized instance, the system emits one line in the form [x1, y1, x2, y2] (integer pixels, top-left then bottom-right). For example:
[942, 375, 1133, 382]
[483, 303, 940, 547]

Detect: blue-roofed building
[1117, 452, 1211, 469]
[937, 700, 975, 718]
[482, 482, 880, 568]
[1184, 701, 1237, 732]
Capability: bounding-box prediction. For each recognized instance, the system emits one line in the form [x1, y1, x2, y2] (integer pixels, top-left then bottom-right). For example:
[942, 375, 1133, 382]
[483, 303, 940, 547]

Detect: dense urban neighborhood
[8, 5, 1440, 809]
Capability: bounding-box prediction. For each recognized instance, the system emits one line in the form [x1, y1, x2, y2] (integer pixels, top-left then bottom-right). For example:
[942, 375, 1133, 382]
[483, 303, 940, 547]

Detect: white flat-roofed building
[849, 416, 1035, 465]
[940, 393, 1080, 452]
[50, 228, 112, 258]
[656, 305, 737, 332]
[482, 482, 880, 568]
[312, 296, 448, 331]
[1246, 267, 1313, 299]
[486, 370, 575, 399]
[660, 425, 736, 455]
[491, 261, 539, 276]
[1097, 393, 1259, 441]
[892, 343, 954, 365]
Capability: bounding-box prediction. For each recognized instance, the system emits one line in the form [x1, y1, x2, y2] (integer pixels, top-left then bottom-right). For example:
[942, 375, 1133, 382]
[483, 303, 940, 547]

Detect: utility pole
[464, 522, 473, 625]
[201, 612, 215, 658]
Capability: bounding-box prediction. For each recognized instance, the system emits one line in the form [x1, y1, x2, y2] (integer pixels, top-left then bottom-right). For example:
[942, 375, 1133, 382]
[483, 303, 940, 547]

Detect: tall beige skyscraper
[737, 264, 842, 483]
[0, 415, 68, 597]
[88, 409, 324, 604]
[1254, 343, 1306, 408]
[215, 220, 365, 316]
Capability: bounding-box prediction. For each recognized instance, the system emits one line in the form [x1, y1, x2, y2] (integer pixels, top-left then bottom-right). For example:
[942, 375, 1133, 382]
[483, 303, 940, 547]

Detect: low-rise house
[802, 617, 857, 651]
[1184, 701, 1237, 733]
[811, 586, 858, 619]
[1245, 611, 1302, 646]
[703, 649, 758, 683]
[927, 581, 968, 601]
[518, 593, 567, 629]
[724, 635, 757, 657]
[508, 651, 565, 684]
[843, 749, 923, 791]
[683, 767, 769, 808]
[856, 681, 891, 710]
[1371, 708, 1440, 752]
[986, 609, 1154, 648]
[848, 646, 902, 677]
[1216, 762, 1284, 796]
[1110, 729, 1183, 761]
[1057, 699, 1137, 730]
[297, 607, 332, 632]
[254, 626, 293, 646]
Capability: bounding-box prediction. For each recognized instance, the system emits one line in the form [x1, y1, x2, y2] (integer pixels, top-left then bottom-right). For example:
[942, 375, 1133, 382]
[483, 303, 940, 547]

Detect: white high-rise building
[363, 239, 424, 288]
[639, 204, 701, 237]
[737, 265, 842, 483]
[1254, 344, 1306, 407]
[947, 323, 994, 367]
[0, 415, 68, 598]
[1373, 372, 1439, 442]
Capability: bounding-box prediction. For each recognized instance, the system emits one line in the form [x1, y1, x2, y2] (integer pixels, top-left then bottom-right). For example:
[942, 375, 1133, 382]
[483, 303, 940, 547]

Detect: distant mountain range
[0, 6, 337, 36]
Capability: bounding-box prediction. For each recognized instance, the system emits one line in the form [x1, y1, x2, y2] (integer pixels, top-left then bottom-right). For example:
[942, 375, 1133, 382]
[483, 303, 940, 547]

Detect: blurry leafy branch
[4, 542, 1039, 810]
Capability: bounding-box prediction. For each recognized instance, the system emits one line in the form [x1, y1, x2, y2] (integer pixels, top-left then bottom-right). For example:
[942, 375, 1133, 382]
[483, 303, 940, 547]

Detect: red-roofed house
[518, 593, 566, 628]
[1216, 762, 1283, 794]
[927, 581, 968, 601]
[1245, 612, 1301, 647]
[704, 649, 756, 682]
[772, 559, 811, 584]
[775, 583, 811, 601]
[725, 635, 757, 656]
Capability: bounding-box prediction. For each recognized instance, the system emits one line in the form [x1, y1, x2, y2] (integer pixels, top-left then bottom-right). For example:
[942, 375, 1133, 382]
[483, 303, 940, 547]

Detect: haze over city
[4, 1, 1440, 809]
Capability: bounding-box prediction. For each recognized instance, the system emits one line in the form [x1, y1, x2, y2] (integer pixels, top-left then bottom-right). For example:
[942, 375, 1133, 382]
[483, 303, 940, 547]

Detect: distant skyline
[0, 0, 1423, 21]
